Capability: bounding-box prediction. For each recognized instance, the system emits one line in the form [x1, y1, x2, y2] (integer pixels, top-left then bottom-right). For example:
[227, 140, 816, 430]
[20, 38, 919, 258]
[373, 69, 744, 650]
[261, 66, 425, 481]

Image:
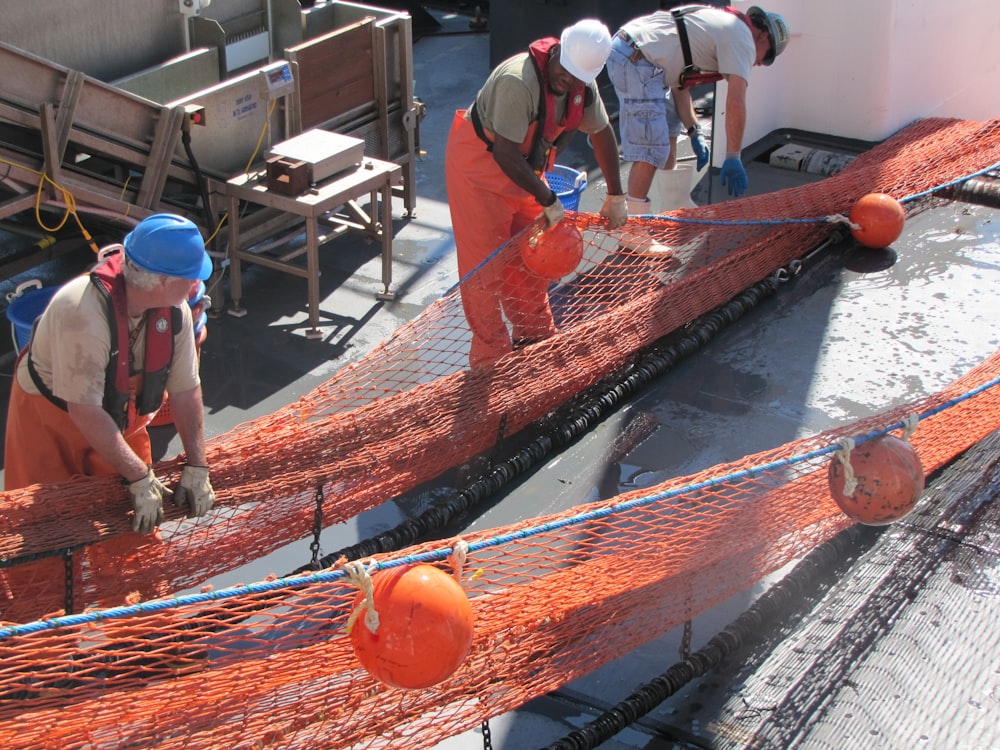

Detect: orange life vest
[27, 250, 178, 431]
[469, 36, 590, 173]
[525, 36, 587, 169]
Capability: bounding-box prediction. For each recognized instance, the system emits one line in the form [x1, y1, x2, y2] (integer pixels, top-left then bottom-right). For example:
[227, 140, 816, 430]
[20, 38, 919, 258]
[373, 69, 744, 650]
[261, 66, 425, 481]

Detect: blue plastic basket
[6, 281, 58, 351]
[545, 165, 588, 211]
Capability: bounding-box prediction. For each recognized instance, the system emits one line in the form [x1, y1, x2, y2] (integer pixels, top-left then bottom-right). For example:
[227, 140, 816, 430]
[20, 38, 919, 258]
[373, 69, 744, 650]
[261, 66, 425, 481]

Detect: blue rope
[631, 214, 823, 227]
[901, 159, 1000, 203]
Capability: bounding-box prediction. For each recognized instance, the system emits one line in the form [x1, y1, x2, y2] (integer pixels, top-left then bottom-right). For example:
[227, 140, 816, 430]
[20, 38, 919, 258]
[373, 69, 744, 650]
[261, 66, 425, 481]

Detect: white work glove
[173, 464, 216, 518]
[600, 194, 628, 229]
[128, 467, 172, 534]
[540, 191, 565, 227]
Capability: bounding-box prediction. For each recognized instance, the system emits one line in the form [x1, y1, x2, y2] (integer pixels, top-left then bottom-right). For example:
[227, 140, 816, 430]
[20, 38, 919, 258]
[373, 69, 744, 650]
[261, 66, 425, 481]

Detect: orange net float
[521, 221, 584, 279]
[849, 192, 906, 248]
[349, 563, 475, 689]
[827, 434, 925, 525]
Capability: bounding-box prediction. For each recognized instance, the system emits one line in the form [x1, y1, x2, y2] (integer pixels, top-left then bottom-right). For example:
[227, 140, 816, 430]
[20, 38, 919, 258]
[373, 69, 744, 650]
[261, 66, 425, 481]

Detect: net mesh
[2, 116, 1000, 748]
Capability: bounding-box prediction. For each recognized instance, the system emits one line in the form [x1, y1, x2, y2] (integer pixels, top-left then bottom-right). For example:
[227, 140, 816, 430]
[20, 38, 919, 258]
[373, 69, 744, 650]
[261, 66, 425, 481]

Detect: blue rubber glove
[720, 156, 748, 197]
[690, 130, 710, 171]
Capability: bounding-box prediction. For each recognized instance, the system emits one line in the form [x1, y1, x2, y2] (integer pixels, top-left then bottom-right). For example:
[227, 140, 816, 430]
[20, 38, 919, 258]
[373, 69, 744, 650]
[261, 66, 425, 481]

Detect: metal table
[224, 157, 401, 338]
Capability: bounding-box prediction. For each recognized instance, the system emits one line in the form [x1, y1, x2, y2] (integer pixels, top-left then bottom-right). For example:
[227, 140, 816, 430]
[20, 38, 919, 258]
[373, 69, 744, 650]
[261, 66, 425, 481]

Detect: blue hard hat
[123, 214, 212, 281]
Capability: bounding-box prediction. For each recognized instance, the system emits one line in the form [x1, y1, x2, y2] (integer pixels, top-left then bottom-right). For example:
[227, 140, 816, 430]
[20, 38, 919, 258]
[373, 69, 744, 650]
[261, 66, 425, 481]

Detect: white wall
[713, 0, 1000, 160]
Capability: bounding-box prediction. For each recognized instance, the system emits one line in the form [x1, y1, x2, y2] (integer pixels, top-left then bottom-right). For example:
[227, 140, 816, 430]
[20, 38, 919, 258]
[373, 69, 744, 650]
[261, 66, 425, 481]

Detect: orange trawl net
[2, 116, 1000, 618]
[4, 117, 1000, 622]
[0, 117, 998, 747]
[1, 351, 999, 750]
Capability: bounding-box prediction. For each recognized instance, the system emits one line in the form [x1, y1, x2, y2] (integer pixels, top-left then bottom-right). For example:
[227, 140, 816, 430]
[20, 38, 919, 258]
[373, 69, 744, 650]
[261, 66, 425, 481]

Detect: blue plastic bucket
[6, 283, 58, 351]
[545, 165, 588, 211]
[188, 280, 206, 307]
[188, 280, 209, 336]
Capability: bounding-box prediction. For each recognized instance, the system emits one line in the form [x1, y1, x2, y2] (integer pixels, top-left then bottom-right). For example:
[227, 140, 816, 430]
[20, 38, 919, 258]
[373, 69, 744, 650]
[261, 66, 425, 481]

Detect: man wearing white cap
[445, 19, 627, 365]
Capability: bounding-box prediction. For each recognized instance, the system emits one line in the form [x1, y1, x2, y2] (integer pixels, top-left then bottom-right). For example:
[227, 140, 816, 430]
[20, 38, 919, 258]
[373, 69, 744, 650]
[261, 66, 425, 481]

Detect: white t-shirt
[16, 274, 200, 406]
[622, 7, 755, 88]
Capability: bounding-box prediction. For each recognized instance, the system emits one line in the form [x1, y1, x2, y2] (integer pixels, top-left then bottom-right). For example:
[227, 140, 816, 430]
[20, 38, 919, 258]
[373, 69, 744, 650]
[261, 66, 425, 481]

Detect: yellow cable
[207, 98, 280, 247]
[2, 156, 108, 254]
[3, 96, 276, 257]
[242, 99, 278, 176]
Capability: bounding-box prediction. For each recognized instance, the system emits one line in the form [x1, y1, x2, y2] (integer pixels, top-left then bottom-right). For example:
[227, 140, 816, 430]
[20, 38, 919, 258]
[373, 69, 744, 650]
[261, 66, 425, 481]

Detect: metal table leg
[305, 217, 323, 339]
[377, 180, 396, 302]
[227, 194, 247, 319]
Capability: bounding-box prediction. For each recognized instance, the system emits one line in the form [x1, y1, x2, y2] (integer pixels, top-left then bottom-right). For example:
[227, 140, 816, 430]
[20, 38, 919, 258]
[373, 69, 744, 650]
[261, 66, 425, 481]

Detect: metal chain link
[309, 485, 324, 569]
[63, 548, 75, 615]
[481, 719, 493, 750]
[680, 618, 692, 660]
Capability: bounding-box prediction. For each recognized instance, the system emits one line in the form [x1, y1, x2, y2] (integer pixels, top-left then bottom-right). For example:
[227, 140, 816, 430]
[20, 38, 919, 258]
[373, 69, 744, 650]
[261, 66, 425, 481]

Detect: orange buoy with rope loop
[828, 434, 924, 525]
[849, 193, 906, 248]
[348, 563, 474, 689]
[521, 221, 584, 279]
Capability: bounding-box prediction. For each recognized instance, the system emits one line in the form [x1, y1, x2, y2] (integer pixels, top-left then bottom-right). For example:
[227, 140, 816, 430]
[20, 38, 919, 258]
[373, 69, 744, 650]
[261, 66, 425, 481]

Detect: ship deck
[1, 10, 998, 749]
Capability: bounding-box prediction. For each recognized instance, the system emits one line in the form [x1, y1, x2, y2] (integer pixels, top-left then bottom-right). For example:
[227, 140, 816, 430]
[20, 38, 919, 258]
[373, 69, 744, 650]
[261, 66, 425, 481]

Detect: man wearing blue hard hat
[4, 213, 216, 534]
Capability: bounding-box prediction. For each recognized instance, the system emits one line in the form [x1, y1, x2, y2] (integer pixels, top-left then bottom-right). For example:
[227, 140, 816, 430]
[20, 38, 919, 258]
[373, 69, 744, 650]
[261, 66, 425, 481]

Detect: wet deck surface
[701, 430, 1000, 750]
[1, 10, 998, 749]
[451, 192, 1000, 749]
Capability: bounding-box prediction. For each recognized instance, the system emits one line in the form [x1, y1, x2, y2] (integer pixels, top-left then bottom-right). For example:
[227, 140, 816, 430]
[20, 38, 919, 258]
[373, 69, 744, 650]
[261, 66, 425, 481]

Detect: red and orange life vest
[27, 250, 178, 431]
[469, 36, 590, 173]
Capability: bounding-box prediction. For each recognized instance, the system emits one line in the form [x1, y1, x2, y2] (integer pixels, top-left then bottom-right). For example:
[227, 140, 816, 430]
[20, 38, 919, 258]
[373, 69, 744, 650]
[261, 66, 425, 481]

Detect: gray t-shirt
[622, 7, 755, 88]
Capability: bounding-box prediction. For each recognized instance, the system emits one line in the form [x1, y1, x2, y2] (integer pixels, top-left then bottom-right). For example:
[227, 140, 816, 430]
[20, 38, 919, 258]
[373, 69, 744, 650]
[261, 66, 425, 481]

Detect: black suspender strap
[468, 102, 494, 152]
[671, 8, 702, 86]
[26, 352, 68, 412]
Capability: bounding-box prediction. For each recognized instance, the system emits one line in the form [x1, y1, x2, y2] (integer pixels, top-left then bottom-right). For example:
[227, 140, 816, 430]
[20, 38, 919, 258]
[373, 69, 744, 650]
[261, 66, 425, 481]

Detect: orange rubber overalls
[1, 261, 172, 622]
[2, 357, 160, 622]
[445, 39, 585, 366]
[4, 363, 154, 490]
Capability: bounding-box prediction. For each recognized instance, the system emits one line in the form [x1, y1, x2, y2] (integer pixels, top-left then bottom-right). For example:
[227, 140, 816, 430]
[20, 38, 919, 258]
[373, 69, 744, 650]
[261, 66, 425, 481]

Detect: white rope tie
[344, 559, 380, 636]
[901, 412, 919, 441]
[825, 213, 861, 231]
[834, 437, 858, 497]
[448, 539, 469, 587]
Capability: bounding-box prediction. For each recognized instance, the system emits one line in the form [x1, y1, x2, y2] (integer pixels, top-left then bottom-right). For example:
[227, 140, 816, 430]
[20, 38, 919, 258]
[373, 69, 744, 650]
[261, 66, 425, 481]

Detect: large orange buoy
[349, 564, 474, 689]
[849, 193, 906, 248]
[521, 221, 584, 279]
[828, 435, 924, 525]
